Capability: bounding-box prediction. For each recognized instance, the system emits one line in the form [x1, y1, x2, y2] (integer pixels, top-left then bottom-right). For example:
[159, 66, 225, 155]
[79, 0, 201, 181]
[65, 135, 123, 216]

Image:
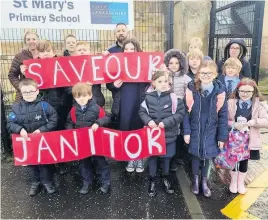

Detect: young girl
[107, 38, 149, 173]
[183, 60, 228, 197]
[139, 71, 185, 197]
[228, 78, 268, 194]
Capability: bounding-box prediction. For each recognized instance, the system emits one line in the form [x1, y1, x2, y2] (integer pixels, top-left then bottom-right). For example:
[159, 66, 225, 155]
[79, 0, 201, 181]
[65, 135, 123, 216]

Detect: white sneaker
[136, 160, 144, 173]
[126, 161, 136, 172]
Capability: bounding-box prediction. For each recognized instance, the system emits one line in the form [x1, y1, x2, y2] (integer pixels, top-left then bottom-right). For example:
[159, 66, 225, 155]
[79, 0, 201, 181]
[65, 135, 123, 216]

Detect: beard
[117, 35, 127, 43]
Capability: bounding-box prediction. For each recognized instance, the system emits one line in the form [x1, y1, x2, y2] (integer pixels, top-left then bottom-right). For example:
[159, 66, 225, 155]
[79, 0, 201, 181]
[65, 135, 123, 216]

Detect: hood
[164, 49, 188, 76]
[188, 79, 225, 94]
[224, 38, 247, 60]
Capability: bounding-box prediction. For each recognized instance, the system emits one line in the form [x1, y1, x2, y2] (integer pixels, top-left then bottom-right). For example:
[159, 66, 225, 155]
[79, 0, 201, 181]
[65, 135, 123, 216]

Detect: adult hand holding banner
[12, 127, 166, 166]
[24, 52, 164, 89]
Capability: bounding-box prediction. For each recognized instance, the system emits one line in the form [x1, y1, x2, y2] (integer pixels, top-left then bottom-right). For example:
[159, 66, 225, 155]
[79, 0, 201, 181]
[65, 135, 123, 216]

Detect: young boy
[7, 78, 58, 196]
[188, 37, 211, 61]
[218, 57, 242, 98]
[75, 41, 105, 107]
[64, 34, 77, 56]
[65, 82, 111, 195]
[186, 50, 204, 80]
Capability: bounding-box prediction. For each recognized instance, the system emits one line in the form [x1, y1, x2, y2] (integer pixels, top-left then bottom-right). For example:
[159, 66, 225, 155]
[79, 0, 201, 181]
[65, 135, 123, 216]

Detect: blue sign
[90, 2, 129, 25]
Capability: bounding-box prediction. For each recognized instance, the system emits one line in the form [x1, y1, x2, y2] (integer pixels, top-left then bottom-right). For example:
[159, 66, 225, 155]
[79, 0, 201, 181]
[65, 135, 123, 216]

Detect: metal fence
[209, 0, 265, 81]
[0, 1, 174, 154]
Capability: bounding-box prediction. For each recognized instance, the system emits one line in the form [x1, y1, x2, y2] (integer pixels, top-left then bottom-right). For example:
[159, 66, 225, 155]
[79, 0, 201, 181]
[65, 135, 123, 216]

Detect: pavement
[1, 132, 268, 219]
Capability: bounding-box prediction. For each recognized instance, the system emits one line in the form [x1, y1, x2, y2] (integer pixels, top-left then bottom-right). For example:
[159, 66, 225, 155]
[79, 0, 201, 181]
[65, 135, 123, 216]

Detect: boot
[238, 172, 247, 194]
[229, 171, 238, 193]
[191, 175, 199, 195]
[29, 182, 40, 196]
[162, 175, 174, 194]
[202, 177, 211, 198]
[43, 183, 56, 194]
[80, 182, 92, 195]
[148, 177, 157, 197]
[99, 184, 110, 194]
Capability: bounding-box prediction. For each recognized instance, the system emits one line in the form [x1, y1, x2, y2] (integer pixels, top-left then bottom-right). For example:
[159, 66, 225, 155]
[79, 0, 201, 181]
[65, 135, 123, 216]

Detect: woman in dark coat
[218, 38, 252, 78]
[8, 31, 39, 102]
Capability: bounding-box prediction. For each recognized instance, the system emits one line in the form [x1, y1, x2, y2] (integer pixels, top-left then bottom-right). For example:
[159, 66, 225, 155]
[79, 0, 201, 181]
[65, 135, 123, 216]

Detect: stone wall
[260, 2, 268, 70]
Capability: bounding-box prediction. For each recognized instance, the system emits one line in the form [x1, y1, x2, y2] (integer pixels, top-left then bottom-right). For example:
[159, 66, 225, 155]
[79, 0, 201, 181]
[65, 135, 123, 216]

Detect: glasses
[238, 90, 254, 95]
[21, 90, 37, 95]
[199, 72, 213, 77]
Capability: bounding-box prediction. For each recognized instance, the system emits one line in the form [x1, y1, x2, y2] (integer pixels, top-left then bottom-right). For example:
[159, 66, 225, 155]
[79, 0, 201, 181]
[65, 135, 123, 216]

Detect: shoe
[136, 160, 144, 173]
[29, 182, 40, 196]
[229, 171, 238, 193]
[202, 177, 211, 197]
[99, 184, 110, 194]
[80, 182, 92, 195]
[148, 177, 157, 197]
[126, 161, 136, 172]
[237, 172, 247, 194]
[162, 175, 174, 194]
[43, 183, 56, 194]
[191, 175, 199, 195]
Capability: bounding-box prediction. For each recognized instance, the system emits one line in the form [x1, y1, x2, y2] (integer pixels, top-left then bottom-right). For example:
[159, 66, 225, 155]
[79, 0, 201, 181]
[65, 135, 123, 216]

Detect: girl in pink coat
[228, 78, 268, 194]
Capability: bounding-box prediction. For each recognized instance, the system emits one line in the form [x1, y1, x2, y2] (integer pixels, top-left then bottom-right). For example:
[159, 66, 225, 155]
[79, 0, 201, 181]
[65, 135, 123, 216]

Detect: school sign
[1, 0, 134, 30]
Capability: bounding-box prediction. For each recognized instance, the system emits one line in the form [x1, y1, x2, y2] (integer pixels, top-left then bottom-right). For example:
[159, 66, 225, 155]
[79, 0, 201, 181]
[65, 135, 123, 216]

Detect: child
[186, 50, 204, 80]
[74, 41, 105, 107]
[218, 57, 242, 98]
[163, 49, 191, 170]
[64, 34, 77, 56]
[107, 38, 148, 173]
[184, 60, 228, 198]
[139, 71, 185, 197]
[65, 82, 111, 195]
[7, 78, 58, 196]
[188, 37, 212, 61]
[228, 78, 268, 194]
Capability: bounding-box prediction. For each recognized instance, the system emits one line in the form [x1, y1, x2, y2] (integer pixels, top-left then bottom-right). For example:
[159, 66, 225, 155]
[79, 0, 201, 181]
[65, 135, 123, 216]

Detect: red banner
[24, 52, 164, 89]
[12, 127, 166, 166]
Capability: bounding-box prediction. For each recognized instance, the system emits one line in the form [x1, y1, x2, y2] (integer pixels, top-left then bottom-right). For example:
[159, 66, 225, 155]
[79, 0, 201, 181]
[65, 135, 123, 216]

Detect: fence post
[208, 1, 216, 60]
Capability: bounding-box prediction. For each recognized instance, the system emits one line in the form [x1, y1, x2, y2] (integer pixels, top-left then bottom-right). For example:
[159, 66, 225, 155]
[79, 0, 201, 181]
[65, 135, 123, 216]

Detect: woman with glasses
[217, 38, 252, 78]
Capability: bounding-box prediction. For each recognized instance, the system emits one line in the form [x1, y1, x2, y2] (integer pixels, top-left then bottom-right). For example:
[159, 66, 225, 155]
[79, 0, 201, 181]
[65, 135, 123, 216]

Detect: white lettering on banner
[147, 55, 162, 80]
[14, 137, 30, 163]
[28, 63, 44, 87]
[105, 55, 121, 80]
[38, 136, 57, 163]
[147, 127, 163, 154]
[103, 129, 119, 158]
[54, 60, 71, 85]
[124, 134, 142, 159]
[68, 59, 87, 81]
[60, 131, 79, 159]
[91, 56, 104, 81]
[88, 128, 96, 155]
[124, 56, 141, 79]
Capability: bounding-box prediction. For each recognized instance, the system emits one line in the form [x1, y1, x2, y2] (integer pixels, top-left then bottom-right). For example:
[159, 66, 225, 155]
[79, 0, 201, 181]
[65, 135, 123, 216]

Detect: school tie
[241, 102, 248, 110]
[227, 80, 233, 96]
[202, 90, 209, 97]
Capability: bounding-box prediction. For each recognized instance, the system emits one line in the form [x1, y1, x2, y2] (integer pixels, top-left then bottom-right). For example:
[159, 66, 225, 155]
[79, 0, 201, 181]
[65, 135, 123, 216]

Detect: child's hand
[148, 120, 157, 128]
[20, 128, 28, 138]
[184, 135, 190, 144]
[20, 65, 27, 75]
[247, 119, 256, 127]
[114, 79, 123, 88]
[102, 51, 110, 56]
[92, 123, 99, 131]
[158, 122, 165, 128]
[33, 129, 41, 134]
[218, 141, 224, 149]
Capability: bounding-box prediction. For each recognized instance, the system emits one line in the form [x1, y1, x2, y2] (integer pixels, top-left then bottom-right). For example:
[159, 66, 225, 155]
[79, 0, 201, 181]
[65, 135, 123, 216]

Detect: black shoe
[29, 182, 40, 196]
[99, 184, 110, 194]
[43, 183, 56, 194]
[80, 182, 92, 195]
[148, 178, 157, 197]
[162, 177, 174, 194]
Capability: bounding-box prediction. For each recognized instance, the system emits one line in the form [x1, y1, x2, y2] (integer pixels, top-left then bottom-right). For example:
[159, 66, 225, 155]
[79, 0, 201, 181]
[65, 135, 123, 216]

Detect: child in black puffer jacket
[139, 71, 185, 197]
[7, 78, 58, 196]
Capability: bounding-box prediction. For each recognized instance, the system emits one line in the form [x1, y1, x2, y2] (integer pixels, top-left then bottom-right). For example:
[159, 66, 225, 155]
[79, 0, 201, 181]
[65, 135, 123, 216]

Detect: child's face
[225, 65, 239, 77]
[238, 85, 254, 101]
[152, 75, 169, 92]
[189, 56, 201, 69]
[198, 67, 217, 84]
[124, 43, 135, 53]
[38, 47, 54, 58]
[74, 94, 92, 106]
[188, 44, 200, 52]
[168, 57, 180, 72]
[229, 43, 240, 58]
[75, 45, 91, 55]
[21, 85, 39, 102]
[65, 37, 77, 52]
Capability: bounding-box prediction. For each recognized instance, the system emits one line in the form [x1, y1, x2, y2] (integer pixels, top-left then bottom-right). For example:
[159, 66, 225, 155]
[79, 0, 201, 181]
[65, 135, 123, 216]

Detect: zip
[197, 92, 201, 158]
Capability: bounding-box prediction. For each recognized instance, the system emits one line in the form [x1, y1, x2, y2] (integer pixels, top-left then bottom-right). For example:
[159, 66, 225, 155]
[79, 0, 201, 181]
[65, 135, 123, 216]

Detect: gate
[208, 0, 265, 81]
[0, 1, 174, 154]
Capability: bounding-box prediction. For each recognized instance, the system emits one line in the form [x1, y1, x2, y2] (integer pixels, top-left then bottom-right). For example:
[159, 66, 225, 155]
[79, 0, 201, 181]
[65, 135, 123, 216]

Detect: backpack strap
[216, 92, 226, 113]
[185, 88, 194, 113]
[41, 101, 49, 122]
[70, 107, 76, 123]
[98, 106, 106, 119]
[170, 93, 178, 114]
